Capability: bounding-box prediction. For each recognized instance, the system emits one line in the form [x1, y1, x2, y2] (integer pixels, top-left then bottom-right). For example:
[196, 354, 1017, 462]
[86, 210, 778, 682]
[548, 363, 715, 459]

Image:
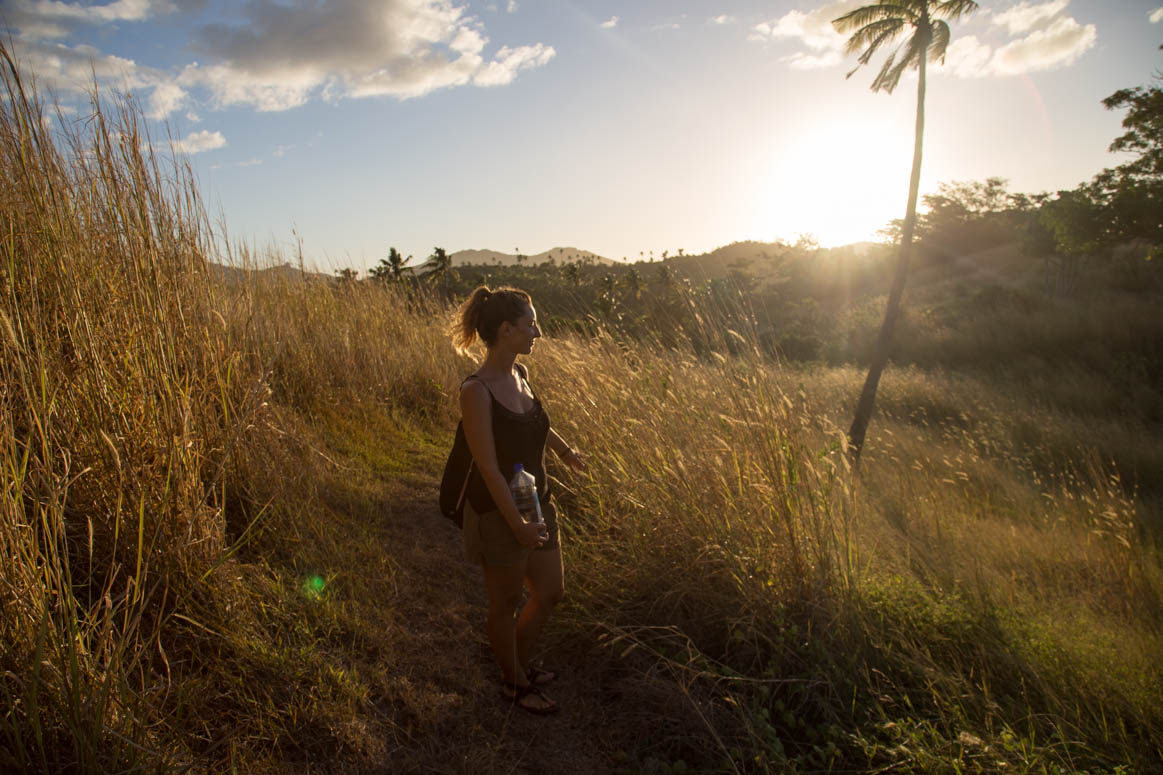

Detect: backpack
[438, 420, 473, 528]
[439, 364, 530, 527]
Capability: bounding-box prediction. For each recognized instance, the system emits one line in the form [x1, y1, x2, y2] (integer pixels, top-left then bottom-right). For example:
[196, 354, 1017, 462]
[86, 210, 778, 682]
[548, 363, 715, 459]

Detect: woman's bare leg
[483, 559, 557, 711]
[516, 546, 564, 670]
[482, 562, 527, 685]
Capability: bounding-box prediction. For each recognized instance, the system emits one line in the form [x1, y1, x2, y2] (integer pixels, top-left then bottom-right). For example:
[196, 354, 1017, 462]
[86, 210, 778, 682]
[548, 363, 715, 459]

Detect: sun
[749, 119, 917, 247]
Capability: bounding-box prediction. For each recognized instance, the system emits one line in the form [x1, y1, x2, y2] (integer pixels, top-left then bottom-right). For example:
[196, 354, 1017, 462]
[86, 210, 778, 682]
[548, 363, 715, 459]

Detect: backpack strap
[445, 375, 489, 526]
[454, 422, 474, 521]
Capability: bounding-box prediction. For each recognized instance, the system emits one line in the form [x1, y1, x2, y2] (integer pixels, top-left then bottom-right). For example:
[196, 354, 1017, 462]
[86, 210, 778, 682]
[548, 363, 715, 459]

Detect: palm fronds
[844, 18, 906, 59]
[934, 0, 980, 20]
[929, 20, 951, 63]
[833, 3, 919, 35]
[833, 0, 978, 94]
[871, 28, 926, 94]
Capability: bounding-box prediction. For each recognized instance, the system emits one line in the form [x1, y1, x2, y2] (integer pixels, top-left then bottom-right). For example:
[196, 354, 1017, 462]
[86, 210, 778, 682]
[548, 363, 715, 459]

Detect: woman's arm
[460, 380, 546, 546]
[547, 428, 587, 471]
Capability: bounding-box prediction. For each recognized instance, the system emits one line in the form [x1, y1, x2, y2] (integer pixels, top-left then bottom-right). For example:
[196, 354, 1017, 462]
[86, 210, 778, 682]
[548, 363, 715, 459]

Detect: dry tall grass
[0, 49, 269, 770]
[521, 331, 1162, 771]
[3, 44, 1160, 773]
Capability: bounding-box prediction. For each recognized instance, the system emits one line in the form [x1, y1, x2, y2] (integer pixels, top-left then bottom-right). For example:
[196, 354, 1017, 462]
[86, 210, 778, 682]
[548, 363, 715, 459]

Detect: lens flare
[302, 574, 327, 600]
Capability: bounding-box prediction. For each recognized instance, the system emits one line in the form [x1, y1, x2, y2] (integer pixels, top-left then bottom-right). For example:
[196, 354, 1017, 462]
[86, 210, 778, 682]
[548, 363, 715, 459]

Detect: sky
[3, 0, 1161, 271]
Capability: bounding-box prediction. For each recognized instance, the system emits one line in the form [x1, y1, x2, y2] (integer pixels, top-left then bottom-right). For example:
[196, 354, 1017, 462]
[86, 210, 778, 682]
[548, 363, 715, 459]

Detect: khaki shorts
[463, 497, 560, 567]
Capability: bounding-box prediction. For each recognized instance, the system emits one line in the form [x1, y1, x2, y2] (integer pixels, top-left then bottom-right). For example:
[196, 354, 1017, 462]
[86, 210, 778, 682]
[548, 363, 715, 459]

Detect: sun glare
[750, 120, 916, 247]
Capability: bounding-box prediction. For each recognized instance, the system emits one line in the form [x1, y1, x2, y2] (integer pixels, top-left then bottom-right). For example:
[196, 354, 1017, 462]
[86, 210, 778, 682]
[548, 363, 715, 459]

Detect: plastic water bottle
[509, 463, 543, 525]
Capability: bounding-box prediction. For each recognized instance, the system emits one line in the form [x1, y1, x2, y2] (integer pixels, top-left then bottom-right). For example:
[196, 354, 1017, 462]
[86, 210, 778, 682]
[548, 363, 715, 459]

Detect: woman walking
[450, 286, 586, 714]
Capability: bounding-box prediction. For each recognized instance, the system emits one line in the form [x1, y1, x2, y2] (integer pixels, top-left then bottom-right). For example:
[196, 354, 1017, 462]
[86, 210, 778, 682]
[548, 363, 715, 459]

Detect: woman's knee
[536, 583, 565, 609]
[487, 588, 524, 619]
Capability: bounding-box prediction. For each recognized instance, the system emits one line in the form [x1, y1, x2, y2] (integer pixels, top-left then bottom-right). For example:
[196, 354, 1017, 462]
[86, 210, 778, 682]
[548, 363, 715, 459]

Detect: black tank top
[464, 365, 551, 514]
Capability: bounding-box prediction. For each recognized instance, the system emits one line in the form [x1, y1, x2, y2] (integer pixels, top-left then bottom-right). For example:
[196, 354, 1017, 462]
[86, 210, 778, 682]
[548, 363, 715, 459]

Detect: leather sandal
[503, 681, 559, 715]
[526, 665, 557, 685]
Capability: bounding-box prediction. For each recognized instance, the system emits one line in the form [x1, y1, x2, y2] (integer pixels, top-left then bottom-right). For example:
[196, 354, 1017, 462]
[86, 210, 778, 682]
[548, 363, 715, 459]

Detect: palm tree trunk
[847, 34, 928, 466]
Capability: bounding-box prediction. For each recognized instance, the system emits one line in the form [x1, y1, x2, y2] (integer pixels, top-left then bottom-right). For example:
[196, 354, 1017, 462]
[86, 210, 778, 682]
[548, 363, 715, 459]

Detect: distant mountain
[662, 241, 783, 276]
[656, 240, 891, 282]
[209, 261, 331, 286]
[448, 241, 891, 282]
[450, 247, 615, 267]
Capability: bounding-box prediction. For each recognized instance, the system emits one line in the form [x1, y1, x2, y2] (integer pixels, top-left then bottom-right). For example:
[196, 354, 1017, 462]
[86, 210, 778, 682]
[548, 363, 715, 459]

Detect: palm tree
[421, 246, 452, 284]
[622, 267, 641, 299]
[370, 246, 410, 282]
[387, 247, 409, 280]
[565, 263, 582, 286]
[833, 0, 977, 465]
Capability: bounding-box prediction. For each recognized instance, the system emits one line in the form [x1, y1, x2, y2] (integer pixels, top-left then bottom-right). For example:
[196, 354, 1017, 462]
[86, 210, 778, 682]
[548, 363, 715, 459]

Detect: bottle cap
[513, 463, 524, 473]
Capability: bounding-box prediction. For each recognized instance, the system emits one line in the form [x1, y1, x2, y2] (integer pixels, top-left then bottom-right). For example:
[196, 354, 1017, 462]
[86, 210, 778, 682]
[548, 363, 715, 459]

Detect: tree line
[335, 2, 1159, 463]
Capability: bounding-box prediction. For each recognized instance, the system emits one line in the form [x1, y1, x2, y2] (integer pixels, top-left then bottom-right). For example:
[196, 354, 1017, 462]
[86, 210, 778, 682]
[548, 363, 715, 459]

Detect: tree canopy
[834, 0, 979, 94]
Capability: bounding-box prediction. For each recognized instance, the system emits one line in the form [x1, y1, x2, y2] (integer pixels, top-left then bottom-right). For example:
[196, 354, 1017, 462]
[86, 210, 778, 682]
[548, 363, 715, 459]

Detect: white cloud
[5, 0, 164, 40]
[709, 15, 735, 26]
[752, 1, 861, 52]
[183, 0, 554, 106]
[931, 8, 1094, 77]
[653, 23, 680, 31]
[600, 16, 618, 29]
[36, 102, 78, 129]
[451, 26, 487, 55]
[992, 0, 1070, 35]
[273, 144, 294, 157]
[762, 0, 1093, 80]
[472, 43, 555, 87]
[1150, 6, 1163, 23]
[989, 15, 1095, 74]
[172, 129, 224, 154]
[238, 158, 263, 167]
[180, 63, 319, 111]
[7, 19, 70, 41]
[147, 81, 186, 119]
[185, 110, 200, 122]
[783, 51, 843, 70]
[938, 35, 993, 78]
[8, 39, 161, 96]
[10, 0, 556, 116]
[506, 0, 517, 12]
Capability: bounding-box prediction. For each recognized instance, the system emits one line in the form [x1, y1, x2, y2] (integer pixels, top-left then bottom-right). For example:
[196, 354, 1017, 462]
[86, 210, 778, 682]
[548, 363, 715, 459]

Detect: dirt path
[262, 408, 703, 774]
[342, 484, 626, 774]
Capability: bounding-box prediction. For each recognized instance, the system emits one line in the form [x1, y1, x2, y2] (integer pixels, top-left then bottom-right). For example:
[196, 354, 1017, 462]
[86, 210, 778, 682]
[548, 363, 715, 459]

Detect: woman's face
[504, 303, 541, 354]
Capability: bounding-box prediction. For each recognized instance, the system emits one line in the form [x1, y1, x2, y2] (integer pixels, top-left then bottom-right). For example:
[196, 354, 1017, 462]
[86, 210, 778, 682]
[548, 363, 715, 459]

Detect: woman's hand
[560, 447, 587, 472]
[514, 519, 548, 548]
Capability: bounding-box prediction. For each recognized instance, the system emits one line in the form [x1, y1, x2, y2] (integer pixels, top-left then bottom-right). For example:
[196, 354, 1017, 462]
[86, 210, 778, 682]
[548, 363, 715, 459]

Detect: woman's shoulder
[459, 373, 490, 400]
[460, 373, 487, 392]
[459, 377, 491, 420]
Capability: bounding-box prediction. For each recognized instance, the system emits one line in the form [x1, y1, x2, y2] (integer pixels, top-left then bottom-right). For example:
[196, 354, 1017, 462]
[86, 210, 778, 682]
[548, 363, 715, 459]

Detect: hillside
[210, 260, 331, 286]
[451, 241, 886, 276]
[451, 246, 615, 267]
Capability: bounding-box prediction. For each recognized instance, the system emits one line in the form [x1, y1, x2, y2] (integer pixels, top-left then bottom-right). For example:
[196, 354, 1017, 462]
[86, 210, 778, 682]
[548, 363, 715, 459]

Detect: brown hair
[449, 285, 532, 355]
